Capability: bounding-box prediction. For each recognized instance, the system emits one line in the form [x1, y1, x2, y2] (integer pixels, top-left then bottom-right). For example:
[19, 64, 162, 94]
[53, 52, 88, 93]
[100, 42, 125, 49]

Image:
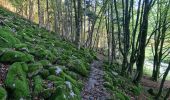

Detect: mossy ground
[0, 7, 96, 99]
[103, 61, 142, 100]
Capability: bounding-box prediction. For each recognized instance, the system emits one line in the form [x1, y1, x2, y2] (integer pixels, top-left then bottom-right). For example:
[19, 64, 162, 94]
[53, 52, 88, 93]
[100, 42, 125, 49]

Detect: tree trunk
[164, 88, 170, 100]
[37, 0, 44, 27]
[29, 0, 34, 21]
[156, 62, 170, 99]
[46, 0, 50, 30]
[133, 0, 150, 84]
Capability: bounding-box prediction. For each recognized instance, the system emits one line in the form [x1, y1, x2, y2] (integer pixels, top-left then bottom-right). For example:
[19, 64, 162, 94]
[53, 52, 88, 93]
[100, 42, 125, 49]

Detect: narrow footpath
[81, 55, 111, 100]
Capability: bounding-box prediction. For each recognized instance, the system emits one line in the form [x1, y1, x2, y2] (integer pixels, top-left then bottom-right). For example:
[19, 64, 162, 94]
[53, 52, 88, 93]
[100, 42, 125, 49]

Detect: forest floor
[81, 54, 111, 100]
[138, 76, 170, 99]
[81, 54, 170, 100]
[141, 76, 170, 89]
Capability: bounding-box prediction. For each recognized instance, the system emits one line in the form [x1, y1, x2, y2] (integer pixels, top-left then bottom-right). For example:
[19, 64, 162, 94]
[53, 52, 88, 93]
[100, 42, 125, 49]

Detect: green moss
[14, 43, 28, 51]
[0, 29, 20, 48]
[0, 49, 34, 63]
[0, 7, 96, 99]
[40, 69, 50, 78]
[41, 89, 55, 99]
[66, 71, 79, 80]
[31, 47, 56, 62]
[47, 75, 63, 82]
[0, 87, 7, 100]
[51, 88, 67, 100]
[103, 82, 115, 91]
[28, 62, 43, 77]
[48, 66, 67, 75]
[67, 59, 88, 76]
[33, 76, 44, 95]
[39, 60, 51, 69]
[5, 62, 30, 99]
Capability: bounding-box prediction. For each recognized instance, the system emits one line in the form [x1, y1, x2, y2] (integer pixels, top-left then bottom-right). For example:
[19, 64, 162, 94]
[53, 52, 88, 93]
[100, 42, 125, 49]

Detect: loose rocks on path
[81, 59, 111, 100]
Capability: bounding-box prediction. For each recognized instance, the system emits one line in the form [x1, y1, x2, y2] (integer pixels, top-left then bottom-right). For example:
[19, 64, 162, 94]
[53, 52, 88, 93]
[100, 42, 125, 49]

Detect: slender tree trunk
[46, 0, 50, 30]
[156, 62, 170, 99]
[73, 0, 82, 48]
[110, 1, 115, 65]
[133, 0, 151, 84]
[164, 88, 170, 100]
[37, 0, 44, 27]
[29, 0, 34, 21]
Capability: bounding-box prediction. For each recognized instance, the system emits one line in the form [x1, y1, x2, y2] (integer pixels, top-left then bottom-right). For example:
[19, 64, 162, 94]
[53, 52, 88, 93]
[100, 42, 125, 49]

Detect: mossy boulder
[0, 49, 34, 63]
[28, 62, 43, 77]
[47, 75, 63, 82]
[0, 29, 20, 48]
[39, 60, 51, 69]
[48, 66, 67, 75]
[67, 59, 88, 76]
[5, 62, 30, 99]
[31, 47, 56, 62]
[14, 43, 29, 52]
[0, 87, 7, 100]
[33, 76, 44, 95]
[40, 69, 50, 78]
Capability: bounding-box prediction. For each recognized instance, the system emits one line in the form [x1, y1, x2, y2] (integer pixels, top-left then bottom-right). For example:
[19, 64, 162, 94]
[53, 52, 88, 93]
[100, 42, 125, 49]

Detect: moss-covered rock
[28, 62, 43, 77]
[41, 88, 54, 99]
[33, 76, 44, 95]
[67, 59, 88, 76]
[0, 49, 34, 63]
[40, 69, 50, 78]
[39, 60, 51, 69]
[0, 87, 7, 100]
[0, 29, 20, 48]
[5, 62, 30, 99]
[14, 43, 29, 52]
[30, 47, 56, 62]
[47, 75, 63, 82]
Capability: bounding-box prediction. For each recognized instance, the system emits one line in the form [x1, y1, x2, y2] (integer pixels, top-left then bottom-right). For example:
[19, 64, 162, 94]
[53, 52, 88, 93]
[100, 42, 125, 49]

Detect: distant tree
[37, 0, 44, 27]
[73, 0, 82, 48]
[28, 0, 34, 21]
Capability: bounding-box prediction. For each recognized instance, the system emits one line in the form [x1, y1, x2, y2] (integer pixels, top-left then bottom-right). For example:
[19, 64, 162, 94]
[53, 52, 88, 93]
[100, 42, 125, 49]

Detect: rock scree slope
[0, 7, 96, 100]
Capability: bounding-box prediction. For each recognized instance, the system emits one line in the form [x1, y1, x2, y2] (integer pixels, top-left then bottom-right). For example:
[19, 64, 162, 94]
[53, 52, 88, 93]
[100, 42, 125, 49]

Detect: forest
[0, 0, 170, 100]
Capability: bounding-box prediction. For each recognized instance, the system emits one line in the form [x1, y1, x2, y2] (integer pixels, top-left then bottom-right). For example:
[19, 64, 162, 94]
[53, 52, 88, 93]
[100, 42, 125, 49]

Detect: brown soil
[0, 63, 9, 86]
[138, 76, 170, 100]
[141, 76, 170, 89]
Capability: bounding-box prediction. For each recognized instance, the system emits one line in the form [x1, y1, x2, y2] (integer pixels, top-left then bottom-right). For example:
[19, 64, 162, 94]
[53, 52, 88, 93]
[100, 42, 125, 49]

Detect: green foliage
[129, 86, 141, 96]
[5, 62, 30, 99]
[103, 61, 141, 99]
[115, 91, 130, 100]
[0, 87, 7, 100]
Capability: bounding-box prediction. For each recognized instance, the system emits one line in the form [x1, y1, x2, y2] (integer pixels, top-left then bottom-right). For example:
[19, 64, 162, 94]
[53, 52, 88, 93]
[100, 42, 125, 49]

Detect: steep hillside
[0, 7, 96, 100]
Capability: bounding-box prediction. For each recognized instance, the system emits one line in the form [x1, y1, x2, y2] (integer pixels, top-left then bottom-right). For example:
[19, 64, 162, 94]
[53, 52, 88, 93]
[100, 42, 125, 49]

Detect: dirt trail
[81, 54, 111, 100]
